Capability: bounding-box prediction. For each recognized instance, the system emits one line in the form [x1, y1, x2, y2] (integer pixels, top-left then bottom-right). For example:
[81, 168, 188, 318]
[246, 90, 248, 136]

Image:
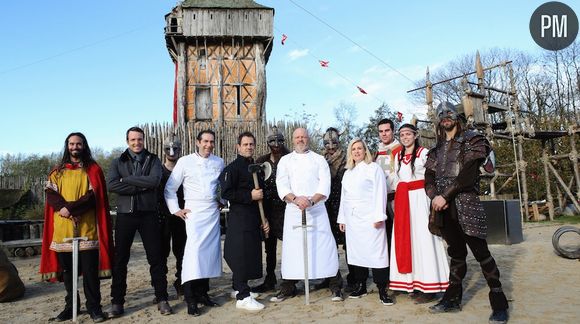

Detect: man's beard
[441, 120, 456, 131]
[70, 150, 82, 158]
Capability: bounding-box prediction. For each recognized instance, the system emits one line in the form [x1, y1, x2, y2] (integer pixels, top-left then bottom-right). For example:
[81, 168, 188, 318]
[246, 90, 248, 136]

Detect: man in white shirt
[271, 128, 341, 302]
[165, 130, 224, 317]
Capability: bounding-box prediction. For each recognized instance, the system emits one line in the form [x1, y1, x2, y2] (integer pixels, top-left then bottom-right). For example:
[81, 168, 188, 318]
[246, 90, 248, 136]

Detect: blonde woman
[337, 138, 393, 305]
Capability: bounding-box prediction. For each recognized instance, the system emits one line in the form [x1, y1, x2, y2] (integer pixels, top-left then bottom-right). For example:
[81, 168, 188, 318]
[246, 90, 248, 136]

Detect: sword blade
[302, 210, 309, 305]
[72, 239, 79, 322]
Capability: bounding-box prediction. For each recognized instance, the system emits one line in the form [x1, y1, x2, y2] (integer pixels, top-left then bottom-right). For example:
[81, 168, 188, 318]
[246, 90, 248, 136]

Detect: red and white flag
[319, 60, 329, 68]
[397, 111, 403, 122]
[281, 34, 288, 45]
[357, 86, 367, 94]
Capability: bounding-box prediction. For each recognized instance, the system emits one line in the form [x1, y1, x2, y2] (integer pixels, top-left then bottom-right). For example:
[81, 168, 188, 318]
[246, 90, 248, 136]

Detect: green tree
[356, 103, 400, 153]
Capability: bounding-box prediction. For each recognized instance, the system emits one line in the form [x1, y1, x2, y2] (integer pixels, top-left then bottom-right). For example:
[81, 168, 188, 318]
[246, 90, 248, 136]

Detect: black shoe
[429, 299, 462, 313]
[109, 304, 124, 318]
[413, 292, 437, 304]
[489, 309, 509, 324]
[379, 288, 394, 306]
[157, 300, 173, 315]
[251, 281, 276, 293]
[52, 308, 73, 322]
[348, 283, 367, 299]
[314, 278, 330, 290]
[198, 294, 219, 307]
[344, 282, 357, 294]
[269, 288, 297, 302]
[187, 302, 201, 316]
[331, 289, 344, 302]
[89, 309, 108, 323]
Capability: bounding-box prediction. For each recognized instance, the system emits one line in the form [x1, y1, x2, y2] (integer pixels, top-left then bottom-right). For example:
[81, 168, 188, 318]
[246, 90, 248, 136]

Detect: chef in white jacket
[164, 130, 224, 316]
[271, 128, 341, 302]
[337, 138, 393, 305]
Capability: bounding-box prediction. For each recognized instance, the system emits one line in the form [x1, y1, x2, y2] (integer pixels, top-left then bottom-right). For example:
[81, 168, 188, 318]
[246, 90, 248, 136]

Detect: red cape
[39, 163, 114, 282]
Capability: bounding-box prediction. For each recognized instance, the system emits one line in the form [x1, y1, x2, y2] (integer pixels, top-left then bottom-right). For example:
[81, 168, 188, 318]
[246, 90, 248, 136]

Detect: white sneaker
[230, 290, 260, 299]
[236, 296, 265, 311]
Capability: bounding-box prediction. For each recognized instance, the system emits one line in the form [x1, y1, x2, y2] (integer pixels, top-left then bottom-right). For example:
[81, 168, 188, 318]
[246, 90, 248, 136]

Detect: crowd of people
[37, 101, 509, 323]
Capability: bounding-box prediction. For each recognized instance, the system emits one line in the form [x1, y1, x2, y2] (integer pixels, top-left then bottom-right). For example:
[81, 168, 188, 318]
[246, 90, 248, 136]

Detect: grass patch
[553, 214, 580, 224]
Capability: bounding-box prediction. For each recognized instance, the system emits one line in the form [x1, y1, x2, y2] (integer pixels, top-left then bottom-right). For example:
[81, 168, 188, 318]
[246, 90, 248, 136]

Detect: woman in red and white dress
[389, 124, 449, 303]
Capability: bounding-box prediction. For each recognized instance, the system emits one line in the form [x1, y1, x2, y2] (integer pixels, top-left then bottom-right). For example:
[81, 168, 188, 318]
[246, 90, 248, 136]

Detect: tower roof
[180, 0, 272, 10]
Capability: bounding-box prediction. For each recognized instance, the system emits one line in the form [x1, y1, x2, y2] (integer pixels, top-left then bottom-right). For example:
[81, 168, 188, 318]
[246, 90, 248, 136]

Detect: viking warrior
[425, 102, 509, 324]
[252, 127, 290, 293]
[40, 132, 113, 322]
[158, 135, 186, 297]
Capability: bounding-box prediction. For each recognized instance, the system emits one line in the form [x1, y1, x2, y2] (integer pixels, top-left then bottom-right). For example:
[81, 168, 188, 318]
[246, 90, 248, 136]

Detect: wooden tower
[165, 0, 274, 130]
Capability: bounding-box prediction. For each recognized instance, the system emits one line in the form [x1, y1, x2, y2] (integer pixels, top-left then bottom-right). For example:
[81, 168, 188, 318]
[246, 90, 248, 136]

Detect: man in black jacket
[220, 131, 269, 311]
[108, 126, 172, 317]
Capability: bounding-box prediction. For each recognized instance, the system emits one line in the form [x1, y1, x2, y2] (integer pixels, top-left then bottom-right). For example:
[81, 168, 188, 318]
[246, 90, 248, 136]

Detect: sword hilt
[302, 209, 306, 226]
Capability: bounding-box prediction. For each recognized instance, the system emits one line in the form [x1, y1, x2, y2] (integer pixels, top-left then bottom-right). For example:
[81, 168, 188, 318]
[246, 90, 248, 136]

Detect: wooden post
[547, 160, 580, 213]
[542, 143, 555, 221]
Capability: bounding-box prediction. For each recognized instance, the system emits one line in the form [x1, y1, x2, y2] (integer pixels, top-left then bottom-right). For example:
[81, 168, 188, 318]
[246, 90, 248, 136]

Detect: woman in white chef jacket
[337, 138, 393, 305]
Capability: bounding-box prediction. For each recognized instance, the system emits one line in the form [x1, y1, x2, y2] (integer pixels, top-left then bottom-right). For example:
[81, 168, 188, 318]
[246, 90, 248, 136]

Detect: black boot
[489, 309, 508, 324]
[348, 283, 367, 299]
[378, 287, 394, 305]
[187, 302, 200, 317]
[429, 298, 462, 313]
[252, 274, 277, 293]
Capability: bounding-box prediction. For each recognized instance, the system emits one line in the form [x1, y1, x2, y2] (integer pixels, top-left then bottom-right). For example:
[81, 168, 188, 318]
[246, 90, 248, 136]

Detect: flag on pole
[357, 86, 367, 94]
[281, 34, 288, 45]
[397, 111, 403, 122]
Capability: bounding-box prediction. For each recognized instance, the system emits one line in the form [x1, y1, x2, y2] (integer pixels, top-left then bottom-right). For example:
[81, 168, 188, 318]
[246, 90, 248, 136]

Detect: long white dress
[165, 153, 224, 284]
[388, 147, 449, 293]
[337, 161, 389, 268]
[276, 151, 339, 280]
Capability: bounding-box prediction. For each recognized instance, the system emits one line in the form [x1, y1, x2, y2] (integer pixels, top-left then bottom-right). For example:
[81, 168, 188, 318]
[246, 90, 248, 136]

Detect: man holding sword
[272, 128, 340, 304]
[40, 132, 113, 322]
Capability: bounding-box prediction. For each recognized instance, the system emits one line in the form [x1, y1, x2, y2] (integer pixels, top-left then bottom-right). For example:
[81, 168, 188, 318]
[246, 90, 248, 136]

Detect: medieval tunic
[375, 139, 402, 197]
[276, 151, 339, 280]
[388, 147, 449, 293]
[165, 153, 224, 284]
[40, 163, 113, 280]
[337, 161, 388, 268]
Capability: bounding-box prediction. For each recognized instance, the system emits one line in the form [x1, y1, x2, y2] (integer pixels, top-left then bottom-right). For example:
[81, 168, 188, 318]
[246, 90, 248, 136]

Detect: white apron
[337, 162, 388, 268]
[277, 151, 339, 280]
[181, 199, 222, 283]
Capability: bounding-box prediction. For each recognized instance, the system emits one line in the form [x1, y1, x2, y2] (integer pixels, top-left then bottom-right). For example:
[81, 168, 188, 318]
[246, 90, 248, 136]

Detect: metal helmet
[436, 101, 459, 122]
[163, 135, 182, 157]
[266, 126, 285, 147]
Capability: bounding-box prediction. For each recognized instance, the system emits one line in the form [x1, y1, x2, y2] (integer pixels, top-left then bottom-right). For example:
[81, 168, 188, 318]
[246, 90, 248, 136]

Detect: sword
[293, 209, 314, 305]
[64, 221, 88, 322]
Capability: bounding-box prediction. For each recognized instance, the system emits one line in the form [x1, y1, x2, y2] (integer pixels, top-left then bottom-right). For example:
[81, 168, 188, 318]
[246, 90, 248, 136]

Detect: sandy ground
[1, 223, 579, 323]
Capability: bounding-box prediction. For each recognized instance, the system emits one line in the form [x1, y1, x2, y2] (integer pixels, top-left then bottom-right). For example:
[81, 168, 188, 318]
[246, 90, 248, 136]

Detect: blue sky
[0, 0, 565, 155]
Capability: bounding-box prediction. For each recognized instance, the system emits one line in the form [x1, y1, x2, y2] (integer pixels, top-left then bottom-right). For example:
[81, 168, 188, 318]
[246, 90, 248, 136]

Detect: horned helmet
[266, 126, 285, 148]
[436, 101, 460, 123]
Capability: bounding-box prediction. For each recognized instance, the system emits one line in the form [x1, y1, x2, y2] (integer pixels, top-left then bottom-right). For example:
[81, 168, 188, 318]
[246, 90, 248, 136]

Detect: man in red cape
[40, 132, 113, 322]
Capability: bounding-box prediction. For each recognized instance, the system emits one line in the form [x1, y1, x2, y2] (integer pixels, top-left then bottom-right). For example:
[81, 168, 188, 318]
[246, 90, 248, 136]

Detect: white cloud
[288, 49, 310, 61]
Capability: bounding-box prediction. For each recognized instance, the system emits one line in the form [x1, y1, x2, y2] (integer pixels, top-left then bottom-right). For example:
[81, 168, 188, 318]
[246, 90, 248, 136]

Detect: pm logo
[530, 2, 578, 51]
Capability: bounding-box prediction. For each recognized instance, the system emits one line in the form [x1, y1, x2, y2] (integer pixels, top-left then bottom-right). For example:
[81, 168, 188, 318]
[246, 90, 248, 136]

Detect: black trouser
[440, 211, 508, 311]
[58, 250, 100, 312]
[351, 264, 389, 287]
[232, 273, 251, 300]
[280, 271, 343, 293]
[161, 214, 186, 286]
[182, 279, 210, 304]
[111, 211, 168, 305]
[346, 200, 393, 286]
[263, 235, 278, 281]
